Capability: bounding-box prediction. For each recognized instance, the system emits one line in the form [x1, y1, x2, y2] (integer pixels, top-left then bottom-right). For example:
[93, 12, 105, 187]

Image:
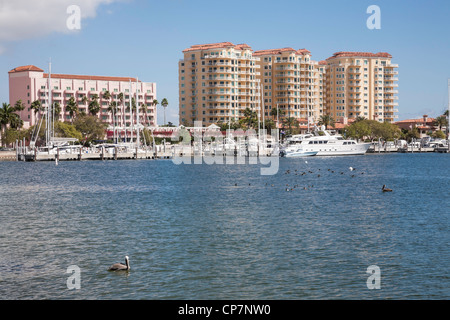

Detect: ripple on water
[0, 154, 449, 299]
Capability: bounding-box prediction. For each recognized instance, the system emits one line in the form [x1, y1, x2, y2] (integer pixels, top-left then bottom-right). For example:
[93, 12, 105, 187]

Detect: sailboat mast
[47, 59, 52, 146]
[129, 80, 133, 144]
[136, 77, 140, 147]
[447, 79, 450, 150]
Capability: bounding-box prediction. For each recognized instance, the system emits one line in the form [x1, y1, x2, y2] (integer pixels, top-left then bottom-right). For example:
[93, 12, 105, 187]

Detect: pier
[367, 145, 438, 153]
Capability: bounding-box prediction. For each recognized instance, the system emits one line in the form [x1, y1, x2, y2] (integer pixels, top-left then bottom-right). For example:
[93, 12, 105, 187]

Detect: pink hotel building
[8, 65, 157, 129]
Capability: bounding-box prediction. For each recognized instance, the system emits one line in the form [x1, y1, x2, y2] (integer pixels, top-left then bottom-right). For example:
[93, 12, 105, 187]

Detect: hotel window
[41, 86, 46, 89]
[54, 86, 59, 90]
[90, 87, 95, 91]
[78, 87, 83, 90]
[66, 87, 71, 90]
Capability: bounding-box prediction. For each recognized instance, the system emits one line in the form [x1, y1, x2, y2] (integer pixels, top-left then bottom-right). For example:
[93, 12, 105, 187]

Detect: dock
[367, 145, 437, 153]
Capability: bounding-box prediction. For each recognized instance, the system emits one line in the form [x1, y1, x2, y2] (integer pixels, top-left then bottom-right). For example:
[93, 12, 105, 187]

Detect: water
[0, 153, 448, 300]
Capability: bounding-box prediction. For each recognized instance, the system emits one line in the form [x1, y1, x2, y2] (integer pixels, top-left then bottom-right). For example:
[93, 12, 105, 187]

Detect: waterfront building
[395, 115, 445, 137]
[253, 48, 326, 127]
[8, 65, 157, 129]
[178, 42, 261, 127]
[323, 52, 399, 123]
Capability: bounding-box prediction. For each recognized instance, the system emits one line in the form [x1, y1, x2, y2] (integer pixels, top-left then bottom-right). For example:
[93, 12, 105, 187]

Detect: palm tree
[433, 115, 448, 131]
[0, 103, 22, 146]
[81, 95, 88, 113]
[14, 99, 25, 118]
[108, 101, 118, 142]
[318, 115, 335, 129]
[241, 107, 258, 129]
[102, 90, 111, 103]
[160, 98, 168, 126]
[65, 97, 78, 123]
[140, 103, 150, 126]
[53, 102, 61, 122]
[88, 94, 100, 116]
[117, 92, 125, 140]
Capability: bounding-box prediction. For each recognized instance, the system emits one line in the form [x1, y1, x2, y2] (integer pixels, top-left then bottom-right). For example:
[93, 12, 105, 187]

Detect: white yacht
[280, 129, 371, 157]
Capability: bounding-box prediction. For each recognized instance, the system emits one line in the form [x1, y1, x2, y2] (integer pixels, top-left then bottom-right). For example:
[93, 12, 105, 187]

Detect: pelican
[382, 185, 393, 192]
[108, 256, 130, 271]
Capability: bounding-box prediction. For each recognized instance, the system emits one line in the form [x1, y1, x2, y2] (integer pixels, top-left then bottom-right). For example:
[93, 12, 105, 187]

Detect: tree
[118, 92, 125, 128]
[54, 121, 83, 141]
[281, 117, 299, 134]
[81, 95, 89, 113]
[88, 94, 100, 116]
[433, 115, 448, 131]
[30, 100, 43, 116]
[14, 100, 25, 120]
[318, 115, 335, 129]
[239, 107, 258, 130]
[108, 101, 118, 142]
[431, 130, 446, 139]
[161, 98, 168, 126]
[345, 120, 371, 141]
[0, 103, 23, 146]
[65, 97, 78, 123]
[53, 102, 62, 121]
[73, 114, 108, 145]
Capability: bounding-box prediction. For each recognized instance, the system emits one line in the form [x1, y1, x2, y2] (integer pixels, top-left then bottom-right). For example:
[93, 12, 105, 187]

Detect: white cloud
[0, 0, 118, 53]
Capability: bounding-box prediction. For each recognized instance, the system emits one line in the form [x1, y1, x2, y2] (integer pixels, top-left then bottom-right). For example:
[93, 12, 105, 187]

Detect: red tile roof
[326, 52, 392, 60]
[43, 73, 141, 82]
[183, 42, 252, 53]
[253, 48, 311, 56]
[9, 65, 44, 73]
[395, 118, 435, 124]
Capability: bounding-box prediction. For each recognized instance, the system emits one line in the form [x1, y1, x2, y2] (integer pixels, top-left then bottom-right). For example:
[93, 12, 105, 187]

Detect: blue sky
[1, 0, 449, 124]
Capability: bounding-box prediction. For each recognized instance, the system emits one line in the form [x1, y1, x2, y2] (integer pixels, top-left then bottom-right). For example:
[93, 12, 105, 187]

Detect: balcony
[275, 66, 298, 71]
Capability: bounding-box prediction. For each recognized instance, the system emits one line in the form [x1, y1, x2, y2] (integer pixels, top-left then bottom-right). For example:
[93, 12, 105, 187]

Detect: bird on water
[382, 185, 393, 192]
[108, 256, 130, 271]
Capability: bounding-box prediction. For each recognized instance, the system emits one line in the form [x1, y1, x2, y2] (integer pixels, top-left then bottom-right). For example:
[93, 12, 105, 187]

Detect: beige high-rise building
[324, 52, 399, 123]
[178, 42, 261, 127]
[253, 48, 326, 127]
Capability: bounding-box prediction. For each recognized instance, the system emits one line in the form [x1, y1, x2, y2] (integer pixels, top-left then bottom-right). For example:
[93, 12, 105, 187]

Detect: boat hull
[284, 151, 318, 158]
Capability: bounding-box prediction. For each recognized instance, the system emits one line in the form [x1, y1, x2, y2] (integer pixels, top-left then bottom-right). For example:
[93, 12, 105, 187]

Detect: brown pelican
[382, 185, 393, 192]
[108, 256, 130, 271]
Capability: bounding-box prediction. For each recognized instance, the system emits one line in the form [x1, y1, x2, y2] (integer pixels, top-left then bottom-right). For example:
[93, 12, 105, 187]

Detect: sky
[0, 0, 449, 125]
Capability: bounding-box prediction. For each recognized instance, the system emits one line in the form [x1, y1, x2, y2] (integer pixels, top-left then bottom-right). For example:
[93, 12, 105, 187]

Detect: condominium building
[8, 65, 157, 129]
[178, 42, 261, 127]
[253, 48, 326, 126]
[323, 52, 399, 123]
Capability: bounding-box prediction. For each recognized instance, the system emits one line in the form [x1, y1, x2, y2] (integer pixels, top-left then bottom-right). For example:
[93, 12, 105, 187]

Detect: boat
[282, 149, 318, 157]
[280, 127, 371, 156]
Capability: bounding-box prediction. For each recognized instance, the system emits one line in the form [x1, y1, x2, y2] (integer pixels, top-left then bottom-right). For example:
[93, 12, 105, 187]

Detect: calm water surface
[0, 153, 449, 299]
